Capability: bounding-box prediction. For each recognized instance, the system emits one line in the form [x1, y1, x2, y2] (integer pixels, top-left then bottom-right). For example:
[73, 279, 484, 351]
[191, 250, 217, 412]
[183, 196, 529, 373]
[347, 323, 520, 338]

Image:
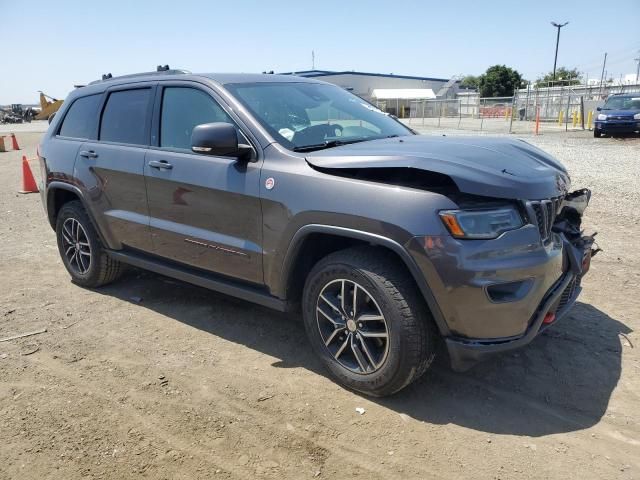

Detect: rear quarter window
[100, 89, 151, 145]
[58, 94, 102, 139]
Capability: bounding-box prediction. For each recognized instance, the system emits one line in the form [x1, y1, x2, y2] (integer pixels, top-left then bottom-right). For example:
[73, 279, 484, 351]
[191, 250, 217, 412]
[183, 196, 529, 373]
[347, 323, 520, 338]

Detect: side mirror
[596, 106, 601, 111]
[191, 122, 252, 160]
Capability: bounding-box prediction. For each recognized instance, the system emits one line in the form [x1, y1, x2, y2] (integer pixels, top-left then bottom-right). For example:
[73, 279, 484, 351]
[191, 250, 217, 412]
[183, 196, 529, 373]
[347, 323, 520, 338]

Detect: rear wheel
[56, 200, 122, 287]
[302, 247, 437, 396]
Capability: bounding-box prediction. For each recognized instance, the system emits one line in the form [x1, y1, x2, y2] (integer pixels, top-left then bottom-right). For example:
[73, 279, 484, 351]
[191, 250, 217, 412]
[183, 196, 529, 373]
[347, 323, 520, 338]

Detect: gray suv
[38, 68, 597, 396]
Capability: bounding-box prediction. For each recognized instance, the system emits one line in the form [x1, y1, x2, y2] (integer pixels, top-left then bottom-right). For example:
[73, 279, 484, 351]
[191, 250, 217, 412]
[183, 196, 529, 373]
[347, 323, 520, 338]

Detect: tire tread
[304, 246, 436, 396]
[57, 200, 122, 288]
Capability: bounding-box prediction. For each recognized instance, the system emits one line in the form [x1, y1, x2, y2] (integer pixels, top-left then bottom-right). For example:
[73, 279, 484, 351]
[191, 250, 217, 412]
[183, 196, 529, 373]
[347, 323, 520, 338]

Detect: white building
[280, 70, 459, 117]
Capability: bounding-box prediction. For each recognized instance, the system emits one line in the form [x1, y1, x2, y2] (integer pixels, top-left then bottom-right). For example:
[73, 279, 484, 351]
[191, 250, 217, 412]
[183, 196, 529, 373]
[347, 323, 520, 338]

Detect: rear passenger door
[49, 92, 102, 194]
[144, 83, 263, 284]
[75, 85, 154, 252]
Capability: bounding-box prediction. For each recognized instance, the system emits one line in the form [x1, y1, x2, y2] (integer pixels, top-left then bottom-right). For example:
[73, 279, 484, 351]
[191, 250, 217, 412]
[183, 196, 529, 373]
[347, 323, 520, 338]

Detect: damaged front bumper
[445, 232, 594, 371]
[416, 189, 599, 371]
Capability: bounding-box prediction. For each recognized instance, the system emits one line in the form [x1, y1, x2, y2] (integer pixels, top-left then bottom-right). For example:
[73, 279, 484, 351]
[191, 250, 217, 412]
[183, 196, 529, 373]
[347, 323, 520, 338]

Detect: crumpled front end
[410, 189, 599, 371]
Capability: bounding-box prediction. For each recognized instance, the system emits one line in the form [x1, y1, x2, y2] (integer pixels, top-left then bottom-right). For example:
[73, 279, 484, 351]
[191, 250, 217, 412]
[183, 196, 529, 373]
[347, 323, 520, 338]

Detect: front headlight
[634, 113, 640, 120]
[439, 207, 523, 239]
[597, 113, 607, 121]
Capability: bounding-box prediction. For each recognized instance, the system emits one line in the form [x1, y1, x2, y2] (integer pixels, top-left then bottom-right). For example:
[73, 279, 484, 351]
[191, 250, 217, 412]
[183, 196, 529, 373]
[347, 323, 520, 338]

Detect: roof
[88, 71, 322, 87]
[371, 88, 436, 99]
[280, 69, 451, 83]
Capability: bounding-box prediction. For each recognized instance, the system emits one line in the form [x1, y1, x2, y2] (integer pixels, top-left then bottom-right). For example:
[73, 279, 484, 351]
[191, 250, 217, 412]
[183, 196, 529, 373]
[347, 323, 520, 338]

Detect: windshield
[226, 82, 413, 151]
[602, 96, 640, 111]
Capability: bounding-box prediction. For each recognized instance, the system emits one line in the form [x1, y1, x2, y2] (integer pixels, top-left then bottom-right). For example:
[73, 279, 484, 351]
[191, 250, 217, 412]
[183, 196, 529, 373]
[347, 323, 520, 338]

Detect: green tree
[536, 67, 581, 86]
[477, 65, 523, 97]
[459, 75, 480, 90]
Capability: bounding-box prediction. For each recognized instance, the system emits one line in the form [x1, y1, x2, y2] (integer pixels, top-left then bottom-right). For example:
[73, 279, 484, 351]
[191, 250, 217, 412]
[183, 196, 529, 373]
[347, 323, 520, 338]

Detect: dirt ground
[1, 124, 639, 479]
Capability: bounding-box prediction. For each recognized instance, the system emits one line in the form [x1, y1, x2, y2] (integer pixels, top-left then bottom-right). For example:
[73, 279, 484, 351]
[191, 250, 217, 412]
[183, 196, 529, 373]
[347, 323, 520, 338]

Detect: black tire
[302, 247, 437, 397]
[593, 128, 602, 138]
[55, 200, 122, 288]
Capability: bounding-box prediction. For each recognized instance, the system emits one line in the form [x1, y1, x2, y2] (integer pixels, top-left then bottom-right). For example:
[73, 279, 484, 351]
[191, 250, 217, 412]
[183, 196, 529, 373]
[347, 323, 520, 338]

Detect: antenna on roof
[157, 65, 170, 72]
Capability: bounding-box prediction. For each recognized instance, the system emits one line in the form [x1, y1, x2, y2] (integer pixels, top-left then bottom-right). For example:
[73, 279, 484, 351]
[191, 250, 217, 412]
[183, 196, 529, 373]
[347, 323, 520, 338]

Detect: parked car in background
[594, 93, 640, 137]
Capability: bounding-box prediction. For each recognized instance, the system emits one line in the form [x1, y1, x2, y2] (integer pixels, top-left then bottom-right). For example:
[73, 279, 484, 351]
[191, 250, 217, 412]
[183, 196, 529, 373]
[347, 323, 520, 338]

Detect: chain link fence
[385, 84, 640, 134]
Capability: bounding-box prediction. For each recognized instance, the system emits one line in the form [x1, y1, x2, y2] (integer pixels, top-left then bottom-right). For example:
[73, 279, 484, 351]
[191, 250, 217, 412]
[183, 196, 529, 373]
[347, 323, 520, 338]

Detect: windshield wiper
[292, 134, 401, 152]
[293, 138, 370, 152]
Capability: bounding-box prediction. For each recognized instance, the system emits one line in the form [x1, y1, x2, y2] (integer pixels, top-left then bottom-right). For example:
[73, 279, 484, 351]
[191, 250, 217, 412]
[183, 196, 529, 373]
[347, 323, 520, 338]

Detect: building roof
[371, 88, 436, 100]
[200, 73, 321, 85]
[280, 69, 451, 83]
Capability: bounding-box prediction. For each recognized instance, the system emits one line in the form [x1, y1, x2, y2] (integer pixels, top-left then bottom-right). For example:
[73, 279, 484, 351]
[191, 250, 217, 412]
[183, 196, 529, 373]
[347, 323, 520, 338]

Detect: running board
[106, 250, 288, 312]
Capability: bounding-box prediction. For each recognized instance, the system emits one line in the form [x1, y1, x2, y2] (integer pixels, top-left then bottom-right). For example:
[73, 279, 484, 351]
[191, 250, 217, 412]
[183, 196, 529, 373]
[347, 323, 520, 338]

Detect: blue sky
[2, 0, 639, 103]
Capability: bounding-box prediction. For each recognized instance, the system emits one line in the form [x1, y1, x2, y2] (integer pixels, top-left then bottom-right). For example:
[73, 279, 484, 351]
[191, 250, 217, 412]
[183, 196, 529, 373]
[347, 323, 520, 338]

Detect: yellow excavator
[35, 91, 63, 121]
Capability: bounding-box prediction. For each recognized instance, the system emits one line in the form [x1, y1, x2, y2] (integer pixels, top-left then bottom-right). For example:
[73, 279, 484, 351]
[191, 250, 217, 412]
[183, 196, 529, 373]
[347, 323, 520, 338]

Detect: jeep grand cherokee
[38, 68, 597, 396]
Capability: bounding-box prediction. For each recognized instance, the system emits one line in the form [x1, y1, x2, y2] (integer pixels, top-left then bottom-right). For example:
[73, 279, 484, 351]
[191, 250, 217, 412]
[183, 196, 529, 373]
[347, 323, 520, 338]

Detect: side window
[160, 87, 234, 150]
[58, 94, 101, 139]
[100, 89, 151, 145]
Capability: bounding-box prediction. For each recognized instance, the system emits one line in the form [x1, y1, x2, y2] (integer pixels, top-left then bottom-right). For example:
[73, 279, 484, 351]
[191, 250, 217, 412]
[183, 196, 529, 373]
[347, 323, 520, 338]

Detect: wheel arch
[280, 224, 450, 336]
[46, 182, 111, 247]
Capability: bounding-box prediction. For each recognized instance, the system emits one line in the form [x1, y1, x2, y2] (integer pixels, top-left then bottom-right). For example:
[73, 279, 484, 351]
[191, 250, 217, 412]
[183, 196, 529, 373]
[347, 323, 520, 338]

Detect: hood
[305, 135, 570, 200]
[600, 109, 639, 117]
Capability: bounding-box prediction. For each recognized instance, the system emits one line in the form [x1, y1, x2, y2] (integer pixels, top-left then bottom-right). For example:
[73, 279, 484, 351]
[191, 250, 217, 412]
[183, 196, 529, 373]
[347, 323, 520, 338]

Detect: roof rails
[88, 66, 191, 85]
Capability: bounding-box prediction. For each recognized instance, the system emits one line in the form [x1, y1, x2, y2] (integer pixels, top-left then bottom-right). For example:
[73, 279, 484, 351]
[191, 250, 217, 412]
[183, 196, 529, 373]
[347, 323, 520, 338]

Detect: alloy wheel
[316, 279, 389, 374]
[61, 218, 92, 275]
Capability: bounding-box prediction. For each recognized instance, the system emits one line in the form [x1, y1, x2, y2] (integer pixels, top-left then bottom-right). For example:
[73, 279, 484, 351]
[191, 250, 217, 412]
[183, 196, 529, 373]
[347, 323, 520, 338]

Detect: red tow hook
[543, 312, 556, 324]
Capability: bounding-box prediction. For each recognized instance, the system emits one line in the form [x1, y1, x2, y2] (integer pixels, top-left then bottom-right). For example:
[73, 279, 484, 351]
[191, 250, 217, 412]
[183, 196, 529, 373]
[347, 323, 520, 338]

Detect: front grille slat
[527, 197, 563, 243]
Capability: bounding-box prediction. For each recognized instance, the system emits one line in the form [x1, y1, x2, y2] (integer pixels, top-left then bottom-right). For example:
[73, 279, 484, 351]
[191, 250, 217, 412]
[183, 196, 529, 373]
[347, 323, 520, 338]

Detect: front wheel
[302, 247, 437, 397]
[593, 128, 603, 138]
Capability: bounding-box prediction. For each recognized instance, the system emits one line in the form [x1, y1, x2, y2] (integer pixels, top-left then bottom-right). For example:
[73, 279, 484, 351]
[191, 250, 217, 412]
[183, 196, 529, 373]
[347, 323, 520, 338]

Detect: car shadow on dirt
[99, 269, 631, 438]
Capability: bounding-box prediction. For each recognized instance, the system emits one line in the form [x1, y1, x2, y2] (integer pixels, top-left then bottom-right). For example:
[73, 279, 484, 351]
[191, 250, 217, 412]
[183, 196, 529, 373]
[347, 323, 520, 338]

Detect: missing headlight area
[553, 188, 601, 258]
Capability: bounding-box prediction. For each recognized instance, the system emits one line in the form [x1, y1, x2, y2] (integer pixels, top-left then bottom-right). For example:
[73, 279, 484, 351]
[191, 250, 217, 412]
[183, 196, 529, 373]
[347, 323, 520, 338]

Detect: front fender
[274, 223, 450, 336]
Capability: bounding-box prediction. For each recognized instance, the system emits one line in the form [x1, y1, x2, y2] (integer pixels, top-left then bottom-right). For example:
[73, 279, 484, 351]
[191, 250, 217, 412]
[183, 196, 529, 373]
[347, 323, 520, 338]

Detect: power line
[569, 43, 640, 71]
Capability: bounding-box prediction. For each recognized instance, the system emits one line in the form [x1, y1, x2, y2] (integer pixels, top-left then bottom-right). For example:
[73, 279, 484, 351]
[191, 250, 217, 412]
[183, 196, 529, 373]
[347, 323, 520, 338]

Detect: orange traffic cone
[10, 133, 20, 150]
[19, 156, 39, 194]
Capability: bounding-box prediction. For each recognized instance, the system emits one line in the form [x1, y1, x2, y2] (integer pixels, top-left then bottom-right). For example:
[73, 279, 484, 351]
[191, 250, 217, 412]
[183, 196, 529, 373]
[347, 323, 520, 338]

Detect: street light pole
[551, 21, 569, 84]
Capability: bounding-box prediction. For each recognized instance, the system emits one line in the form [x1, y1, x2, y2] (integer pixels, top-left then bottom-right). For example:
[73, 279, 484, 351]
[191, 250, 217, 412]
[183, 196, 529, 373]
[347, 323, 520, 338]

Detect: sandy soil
[0, 129, 638, 479]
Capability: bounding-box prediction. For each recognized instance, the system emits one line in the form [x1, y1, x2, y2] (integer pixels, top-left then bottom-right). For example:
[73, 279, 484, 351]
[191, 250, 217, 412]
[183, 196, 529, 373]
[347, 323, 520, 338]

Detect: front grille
[607, 115, 633, 121]
[526, 197, 562, 243]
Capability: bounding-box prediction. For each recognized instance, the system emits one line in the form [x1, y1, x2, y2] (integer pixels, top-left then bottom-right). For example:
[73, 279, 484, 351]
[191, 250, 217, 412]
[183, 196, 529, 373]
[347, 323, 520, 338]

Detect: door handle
[79, 150, 98, 158]
[148, 160, 173, 170]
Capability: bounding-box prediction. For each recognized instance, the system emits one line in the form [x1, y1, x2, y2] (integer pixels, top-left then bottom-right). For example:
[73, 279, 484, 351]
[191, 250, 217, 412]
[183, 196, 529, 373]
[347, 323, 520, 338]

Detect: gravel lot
[1, 126, 639, 479]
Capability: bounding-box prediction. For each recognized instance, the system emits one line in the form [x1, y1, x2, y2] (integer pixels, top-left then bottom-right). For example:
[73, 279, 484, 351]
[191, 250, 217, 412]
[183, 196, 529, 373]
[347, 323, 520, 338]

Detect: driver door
[144, 84, 263, 285]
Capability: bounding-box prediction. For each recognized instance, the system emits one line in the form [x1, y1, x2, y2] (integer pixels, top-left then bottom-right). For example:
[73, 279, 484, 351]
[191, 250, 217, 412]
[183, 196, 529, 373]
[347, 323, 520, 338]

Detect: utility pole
[635, 51, 640, 83]
[312, 50, 315, 70]
[551, 21, 569, 83]
[598, 52, 607, 97]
